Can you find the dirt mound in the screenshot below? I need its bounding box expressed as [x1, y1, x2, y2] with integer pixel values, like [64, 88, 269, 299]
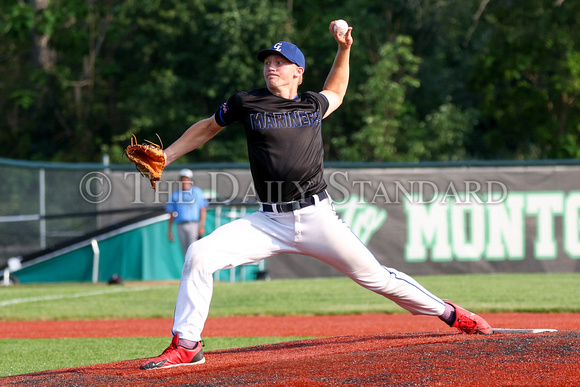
[2, 331, 579, 386]
[2, 313, 579, 385]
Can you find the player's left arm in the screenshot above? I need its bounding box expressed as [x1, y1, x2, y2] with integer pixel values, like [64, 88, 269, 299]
[164, 116, 224, 166]
[320, 20, 353, 119]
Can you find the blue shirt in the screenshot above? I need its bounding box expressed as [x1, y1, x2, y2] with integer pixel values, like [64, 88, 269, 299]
[165, 187, 208, 223]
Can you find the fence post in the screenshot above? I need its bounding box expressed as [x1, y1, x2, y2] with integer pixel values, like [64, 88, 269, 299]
[91, 239, 100, 283]
[39, 168, 46, 249]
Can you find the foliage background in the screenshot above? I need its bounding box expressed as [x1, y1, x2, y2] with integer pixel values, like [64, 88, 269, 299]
[1, 0, 579, 163]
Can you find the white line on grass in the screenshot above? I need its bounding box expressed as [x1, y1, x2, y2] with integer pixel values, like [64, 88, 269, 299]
[0, 286, 165, 307]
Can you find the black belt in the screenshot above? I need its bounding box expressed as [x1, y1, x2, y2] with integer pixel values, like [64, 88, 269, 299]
[261, 191, 328, 213]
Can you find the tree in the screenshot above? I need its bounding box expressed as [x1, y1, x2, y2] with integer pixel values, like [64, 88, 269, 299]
[469, 0, 580, 159]
[2, 0, 580, 163]
[0, 0, 39, 157]
[332, 36, 421, 161]
[331, 34, 477, 162]
[108, 0, 292, 163]
[0, 0, 116, 161]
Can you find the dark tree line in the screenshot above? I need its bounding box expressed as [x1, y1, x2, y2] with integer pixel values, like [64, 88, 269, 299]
[1, 0, 579, 163]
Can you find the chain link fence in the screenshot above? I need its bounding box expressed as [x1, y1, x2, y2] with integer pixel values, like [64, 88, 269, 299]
[0, 157, 256, 270]
[1, 160, 101, 266]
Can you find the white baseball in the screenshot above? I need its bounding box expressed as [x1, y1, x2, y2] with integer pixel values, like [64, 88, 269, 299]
[334, 19, 349, 36]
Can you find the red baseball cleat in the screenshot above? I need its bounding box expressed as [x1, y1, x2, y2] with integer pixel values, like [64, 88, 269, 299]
[140, 334, 205, 370]
[444, 300, 492, 335]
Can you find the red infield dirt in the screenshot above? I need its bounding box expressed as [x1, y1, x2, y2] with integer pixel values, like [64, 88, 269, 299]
[1, 313, 579, 386]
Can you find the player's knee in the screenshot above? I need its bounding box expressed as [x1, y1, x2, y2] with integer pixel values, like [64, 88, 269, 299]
[183, 241, 212, 274]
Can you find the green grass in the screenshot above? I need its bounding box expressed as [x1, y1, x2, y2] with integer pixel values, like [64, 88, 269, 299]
[0, 273, 578, 377]
[0, 336, 309, 377]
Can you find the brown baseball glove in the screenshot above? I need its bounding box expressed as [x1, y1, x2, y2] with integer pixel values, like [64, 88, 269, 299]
[124, 134, 166, 190]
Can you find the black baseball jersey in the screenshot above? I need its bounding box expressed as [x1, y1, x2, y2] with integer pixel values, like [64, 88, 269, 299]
[214, 88, 330, 203]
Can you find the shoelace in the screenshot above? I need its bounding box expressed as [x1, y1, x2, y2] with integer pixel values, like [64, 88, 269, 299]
[161, 341, 178, 355]
[456, 315, 477, 333]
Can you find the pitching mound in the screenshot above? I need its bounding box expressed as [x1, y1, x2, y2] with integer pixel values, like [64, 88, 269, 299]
[2, 330, 579, 386]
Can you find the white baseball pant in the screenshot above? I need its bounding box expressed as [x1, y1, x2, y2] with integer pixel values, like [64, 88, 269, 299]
[172, 193, 445, 341]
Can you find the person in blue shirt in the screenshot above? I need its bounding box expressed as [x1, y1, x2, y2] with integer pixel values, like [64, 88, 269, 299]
[166, 169, 208, 256]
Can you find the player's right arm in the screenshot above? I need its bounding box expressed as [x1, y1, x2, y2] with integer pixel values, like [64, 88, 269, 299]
[164, 117, 224, 166]
[320, 21, 353, 119]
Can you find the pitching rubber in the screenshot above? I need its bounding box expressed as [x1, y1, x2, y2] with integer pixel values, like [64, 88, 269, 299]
[492, 328, 558, 334]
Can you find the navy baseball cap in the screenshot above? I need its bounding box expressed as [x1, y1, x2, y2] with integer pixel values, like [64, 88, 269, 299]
[257, 41, 306, 69]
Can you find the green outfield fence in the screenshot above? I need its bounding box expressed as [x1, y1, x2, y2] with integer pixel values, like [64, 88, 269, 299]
[3, 156, 580, 283]
[0, 157, 263, 284]
[5, 209, 264, 284]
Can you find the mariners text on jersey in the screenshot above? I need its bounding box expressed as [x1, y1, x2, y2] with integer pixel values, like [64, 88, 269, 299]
[249, 111, 321, 130]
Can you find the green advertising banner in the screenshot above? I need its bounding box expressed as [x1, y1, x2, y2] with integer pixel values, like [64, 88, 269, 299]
[113, 165, 580, 276]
